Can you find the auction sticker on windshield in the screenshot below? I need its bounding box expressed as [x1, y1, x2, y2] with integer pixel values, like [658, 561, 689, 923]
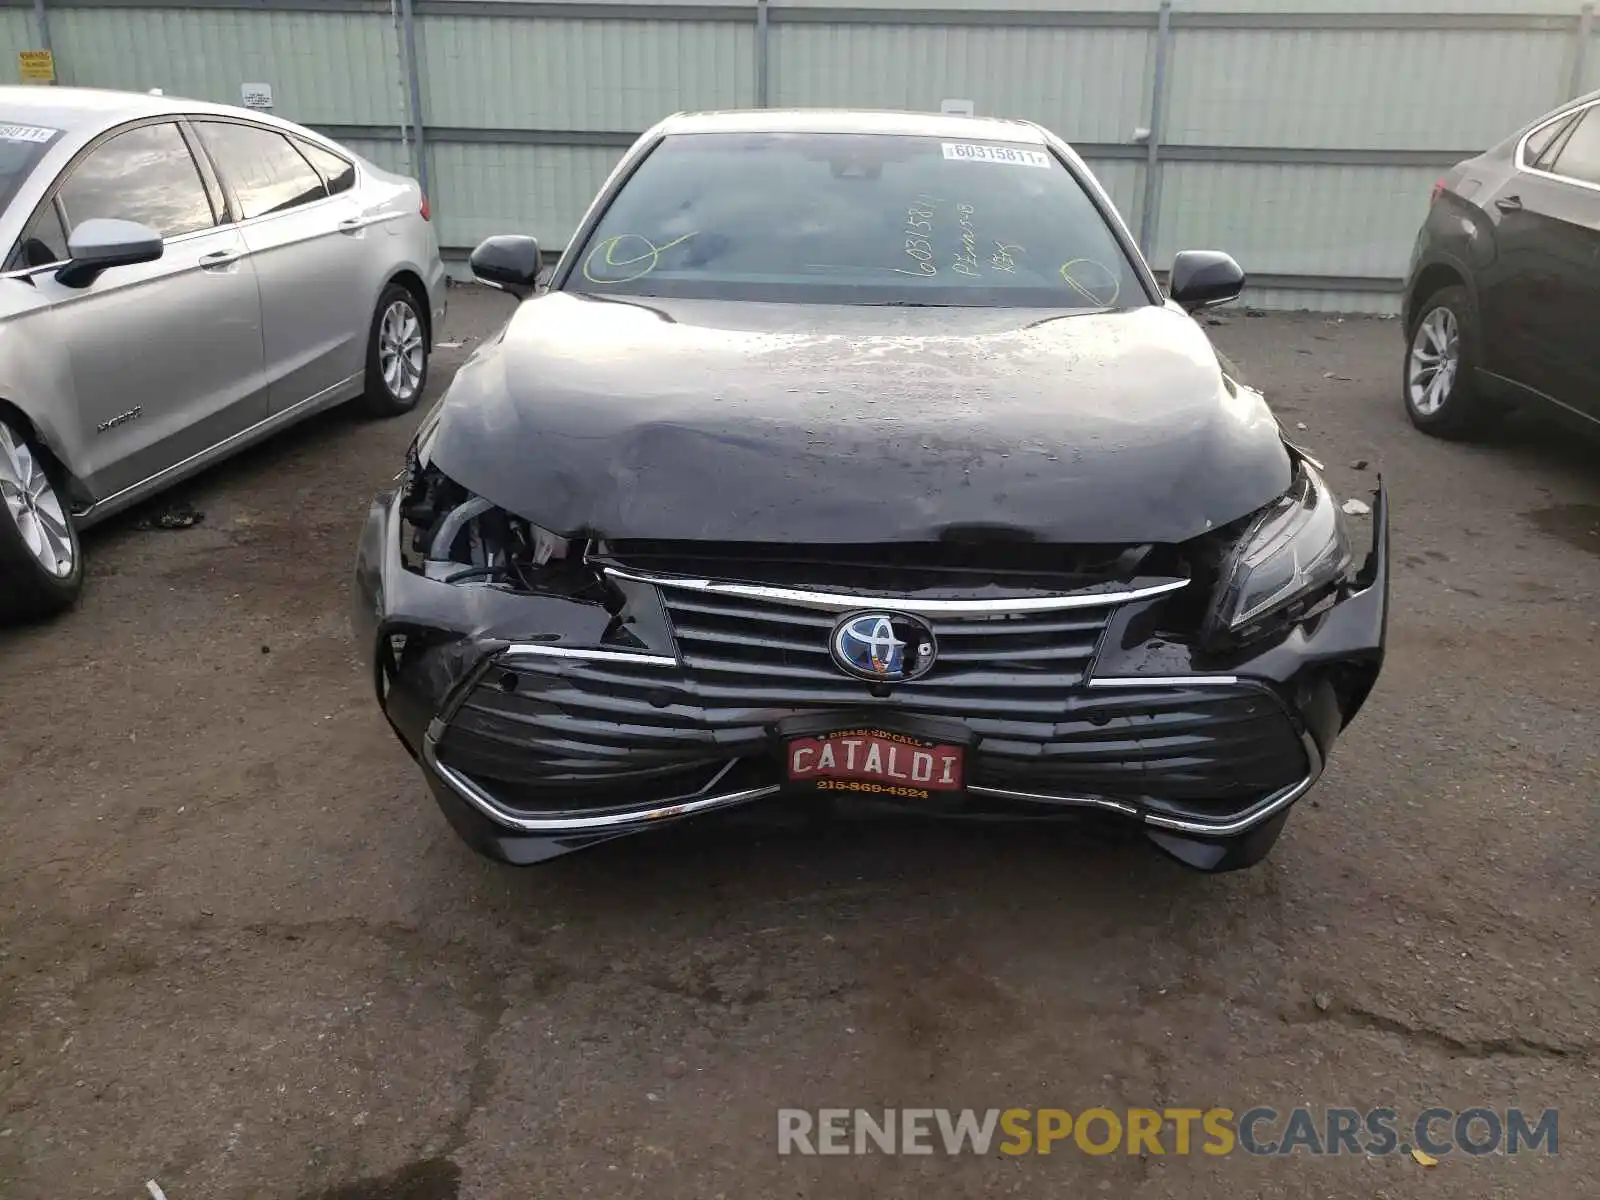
[0, 123, 56, 144]
[941, 143, 1051, 168]
[787, 727, 964, 794]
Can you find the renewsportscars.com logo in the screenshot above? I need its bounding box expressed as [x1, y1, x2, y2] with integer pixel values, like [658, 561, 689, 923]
[777, 1107, 1559, 1158]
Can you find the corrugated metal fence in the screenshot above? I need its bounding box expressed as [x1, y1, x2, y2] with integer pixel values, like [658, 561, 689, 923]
[2, 0, 1597, 311]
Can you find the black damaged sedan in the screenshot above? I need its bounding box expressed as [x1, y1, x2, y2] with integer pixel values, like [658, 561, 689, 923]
[353, 110, 1388, 873]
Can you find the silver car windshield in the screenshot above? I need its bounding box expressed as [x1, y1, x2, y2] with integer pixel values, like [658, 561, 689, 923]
[0, 120, 61, 215]
[567, 131, 1148, 309]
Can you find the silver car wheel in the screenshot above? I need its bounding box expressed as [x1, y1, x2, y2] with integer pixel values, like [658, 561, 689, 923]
[0, 420, 73, 578]
[378, 299, 425, 403]
[1407, 305, 1459, 416]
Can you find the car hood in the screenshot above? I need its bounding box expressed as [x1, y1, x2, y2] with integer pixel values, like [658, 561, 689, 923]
[425, 292, 1292, 545]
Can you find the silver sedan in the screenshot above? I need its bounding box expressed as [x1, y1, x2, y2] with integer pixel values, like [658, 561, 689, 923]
[0, 85, 446, 622]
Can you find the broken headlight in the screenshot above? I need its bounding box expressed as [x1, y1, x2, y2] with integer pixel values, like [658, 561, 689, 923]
[1204, 461, 1354, 645]
[398, 443, 589, 593]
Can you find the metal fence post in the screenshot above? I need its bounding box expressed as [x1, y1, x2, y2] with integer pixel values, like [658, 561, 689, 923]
[1137, 0, 1172, 261]
[33, 0, 52, 60]
[755, 0, 769, 107]
[1570, 2, 1595, 98]
[398, 0, 430, 200]
[390, 0, 413, 176]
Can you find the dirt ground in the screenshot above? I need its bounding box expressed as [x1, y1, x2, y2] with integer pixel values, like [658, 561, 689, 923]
[2, 286, 1598, 1199]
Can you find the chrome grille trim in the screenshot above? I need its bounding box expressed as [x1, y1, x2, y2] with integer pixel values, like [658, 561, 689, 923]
[602, 564, 1189, 615]
[502, 643, 679, 668]
[964, 726, 1321, 837]
[657, 587, 1114, 694]
[424, 740, 781, 832]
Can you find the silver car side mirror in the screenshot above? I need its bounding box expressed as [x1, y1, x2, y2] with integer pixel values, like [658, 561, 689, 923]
[56, 218, 163, 289]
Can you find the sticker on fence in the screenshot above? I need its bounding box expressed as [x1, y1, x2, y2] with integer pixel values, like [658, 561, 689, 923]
[241, 82, 274, 110]
[18, 50, 54, 85]
[941, 143, 1050, 168]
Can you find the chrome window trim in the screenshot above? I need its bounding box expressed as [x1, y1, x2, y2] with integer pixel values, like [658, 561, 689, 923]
[602, 565, 1189, 615]
[189, 116, 345, 228]
[2, 259, 66, 279]
[1515, 99, 1600, 193]
[501, 643, 678, 669]
[1, 222, 244, 281]
[424, 744, 780, 832]
[232, 188, 344, 231]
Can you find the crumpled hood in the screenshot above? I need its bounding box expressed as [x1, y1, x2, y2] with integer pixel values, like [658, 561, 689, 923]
[425, 292, 1292, 545]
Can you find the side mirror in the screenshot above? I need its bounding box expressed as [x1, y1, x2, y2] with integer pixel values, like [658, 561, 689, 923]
[56, 218, 163, 289]
[1169, 250, 1245, 313]
[470, 235, 541, 299]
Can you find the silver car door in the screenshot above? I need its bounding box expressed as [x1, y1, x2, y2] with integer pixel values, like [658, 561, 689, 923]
[24, 120, 266, 500]
[191, 119, 373, 415]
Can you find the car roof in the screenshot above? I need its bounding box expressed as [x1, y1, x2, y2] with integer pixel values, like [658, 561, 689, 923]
[657, 108, 1049, 143]
[0, 84, 323, 140]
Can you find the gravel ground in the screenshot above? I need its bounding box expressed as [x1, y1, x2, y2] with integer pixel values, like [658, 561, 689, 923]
[2, 287, 1597, 1199]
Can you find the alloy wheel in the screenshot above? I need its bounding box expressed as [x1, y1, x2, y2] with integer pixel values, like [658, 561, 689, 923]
[0, 421, 73, 578]
[378, 299, 425, 403]
[1407, 306, 1460, 416]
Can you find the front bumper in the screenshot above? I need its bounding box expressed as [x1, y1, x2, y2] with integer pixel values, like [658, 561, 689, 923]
[353, 487, 1388, 872]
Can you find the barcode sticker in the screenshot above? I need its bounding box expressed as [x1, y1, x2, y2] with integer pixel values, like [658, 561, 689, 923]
[941, 143, 1050, 168]
[0, 123, 56, 144]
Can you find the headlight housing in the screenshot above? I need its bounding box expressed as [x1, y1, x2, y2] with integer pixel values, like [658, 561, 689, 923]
[1204, 462, 1354, 645]
[398, 434, 586, 592]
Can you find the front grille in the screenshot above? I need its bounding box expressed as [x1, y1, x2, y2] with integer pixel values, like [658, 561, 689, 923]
[431, 563, 1309, 817]
[663, 589, 1112, 710]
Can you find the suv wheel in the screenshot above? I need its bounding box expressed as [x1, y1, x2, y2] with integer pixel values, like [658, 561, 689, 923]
[0, 416, 83, 622]
[1403, 285, 1493, 437]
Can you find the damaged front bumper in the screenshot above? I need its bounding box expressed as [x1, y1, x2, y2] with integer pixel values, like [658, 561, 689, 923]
[353, 486, 1388, 872]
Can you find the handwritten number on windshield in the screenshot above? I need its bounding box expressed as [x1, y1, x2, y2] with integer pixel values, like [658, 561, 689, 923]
[953, 203, 981, 277]
[583, 232, 698, 284]
[991, 242, 1022, 273]
[895, 200, 939, 277]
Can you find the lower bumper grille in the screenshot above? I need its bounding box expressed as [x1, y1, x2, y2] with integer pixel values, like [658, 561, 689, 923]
[435, 654, 1308, 815]
[968, 686, 1307, 803]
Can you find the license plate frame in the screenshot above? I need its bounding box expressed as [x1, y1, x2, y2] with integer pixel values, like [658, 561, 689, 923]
[783, 725, 966, 796]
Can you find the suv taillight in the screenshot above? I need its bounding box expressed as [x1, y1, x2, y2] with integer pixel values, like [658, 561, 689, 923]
[1430, 179, 1447, 204]
[419, 193, 431, 221]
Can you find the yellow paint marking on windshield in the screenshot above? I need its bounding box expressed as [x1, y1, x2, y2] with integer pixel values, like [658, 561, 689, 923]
[583, 232, 698, 284]
[1058, 258, 1120, 307]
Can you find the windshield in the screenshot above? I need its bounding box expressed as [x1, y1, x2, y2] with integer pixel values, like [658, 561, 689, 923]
[564, 131, 1149, 308]
[0, 120, 60, 216]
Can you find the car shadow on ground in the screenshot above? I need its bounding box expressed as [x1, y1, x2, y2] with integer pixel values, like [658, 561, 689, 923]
[453, 806, 1246, 948]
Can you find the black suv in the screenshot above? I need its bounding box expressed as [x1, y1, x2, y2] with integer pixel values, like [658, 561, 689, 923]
[1402, 88, 1600, 437]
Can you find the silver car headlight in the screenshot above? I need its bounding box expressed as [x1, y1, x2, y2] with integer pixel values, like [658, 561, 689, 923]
[1205, 462, 1354, 643]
